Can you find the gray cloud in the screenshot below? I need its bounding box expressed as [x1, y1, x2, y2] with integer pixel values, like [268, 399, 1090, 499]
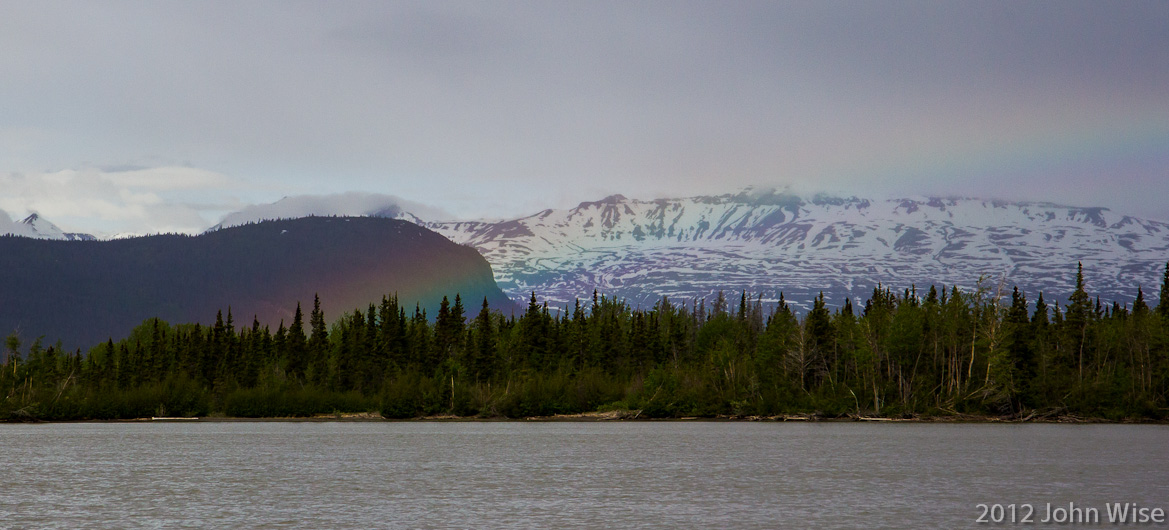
[2, 1, 1167, 228]
[212, 192, 452, 229]
[0, 167, 248, 236]
[0, 209, 16, 235]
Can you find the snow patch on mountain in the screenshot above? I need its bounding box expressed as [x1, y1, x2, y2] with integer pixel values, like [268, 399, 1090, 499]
[423, 191, 1169, 311]
[18, 188, 1168, 313]
[0, 211, 96, 241]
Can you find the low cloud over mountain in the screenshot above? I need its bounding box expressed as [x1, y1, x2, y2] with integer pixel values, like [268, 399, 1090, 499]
[209, 192, 452, 230]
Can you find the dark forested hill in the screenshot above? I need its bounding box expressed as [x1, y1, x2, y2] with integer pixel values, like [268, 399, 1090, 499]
[0, 216, 512, 350]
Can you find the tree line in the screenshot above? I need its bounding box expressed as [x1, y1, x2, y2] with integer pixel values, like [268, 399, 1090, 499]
[3, 262, 1169, 421]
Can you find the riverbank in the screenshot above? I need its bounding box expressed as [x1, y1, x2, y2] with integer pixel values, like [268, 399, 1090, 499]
[17, 409, 1162, 424]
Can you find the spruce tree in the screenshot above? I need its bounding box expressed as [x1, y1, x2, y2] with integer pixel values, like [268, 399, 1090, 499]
[1032, 292, 1048, 325]
[1159, 261, 1169, 318]
[116, 343, 131, 389]
[1064, 262, 1092, 383]
[452, 294, 465, 327]
[520, 292, 546, 369]
[239, 316, 260, 388]
[712, 291, 728, 317]
[1066, 263, 1092, 322]
[361, 303, 381, 392]
[308, 295, 328, 386]
[1005, 287, 1034, 408]
[410, 304, 431, 370]
[1133, 286, 1149, 315]
[569, 298, 587, 368]
[433, 294, 465, 361]
[286, 303, 307, 380]
[204, 310, 226, 386]
[335, 321, 353, 390]
[471, 297, 495, 381]
[273, 320, 287, 368]
[807, 292, 833, 359]
[103, 338, 116, 384]
[434, 296, 457, 362]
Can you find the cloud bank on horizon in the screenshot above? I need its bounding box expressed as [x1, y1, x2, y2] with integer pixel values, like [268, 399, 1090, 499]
[2, 1, 1167, 235]
[0, 166, 247, 236]
[211, 192, 451, 230]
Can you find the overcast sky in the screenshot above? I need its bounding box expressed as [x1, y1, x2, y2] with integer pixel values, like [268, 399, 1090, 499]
[2, 1, 1167, 235]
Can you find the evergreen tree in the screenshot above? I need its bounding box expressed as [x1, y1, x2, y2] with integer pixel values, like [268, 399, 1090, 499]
[409, 304, 431, 370]
[1065, 262, 1093, 384]
[1005, 287, 1034, 408]
[308, 295, 329, 386]
[1134, 286, 1149, 315]
[239, 316, 260, 388]
[378, 295, 405, 371]
[286, 303, 307, 380]
[712, 291, 728, 317]
[803, 292, 834, 389]
[807, 292, 834, 355]
[360, 303, 381, 392]
[273, 320, 287, 373]
[1032, 293, 1049, 326]
[334, 319, 354, 391]
[116, 343, 131, 389]
[1159, 262, 1169, 319]
[204, 310, 226, 386]
[470, 297, 496, 381]
[433, 295, 466, 364]
[520, 292, 547, 370]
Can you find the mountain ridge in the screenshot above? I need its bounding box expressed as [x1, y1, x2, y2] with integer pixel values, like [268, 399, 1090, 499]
[8, 190, 1168, 313]
[0, 216, 512, 350]
[419, 191, 1169, 311]
[0, 212, 98, 241]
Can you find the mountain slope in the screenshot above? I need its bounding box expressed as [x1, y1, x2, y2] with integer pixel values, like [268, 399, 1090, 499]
[425, 190, 1169, 310]
[0, 217, 511, 350]
[0, 212, 96, 241]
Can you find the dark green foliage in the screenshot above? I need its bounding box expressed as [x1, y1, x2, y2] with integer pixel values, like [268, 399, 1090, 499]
[286, 303, 307, 380]
[379, 372, 445, 418]
[468, 298, 496, 382]
[1159, 262, 1169, 319]
[4, 262, 1169, 421]
[224, 387, 375, 418]
[307, 295, 329, 386]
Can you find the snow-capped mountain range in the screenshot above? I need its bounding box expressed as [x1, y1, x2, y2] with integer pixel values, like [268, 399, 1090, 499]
[7, 189, 1168, 311]
[423, 189, 1169, 310]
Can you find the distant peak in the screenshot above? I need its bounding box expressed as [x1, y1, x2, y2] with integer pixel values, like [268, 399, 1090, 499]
[731, 188, 803, 208]
[575, 194, 628, 210]
[21, 213, 39, 224]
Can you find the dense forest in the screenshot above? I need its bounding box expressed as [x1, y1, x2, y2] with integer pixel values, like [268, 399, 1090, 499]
[4, 262, 1169, 421]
